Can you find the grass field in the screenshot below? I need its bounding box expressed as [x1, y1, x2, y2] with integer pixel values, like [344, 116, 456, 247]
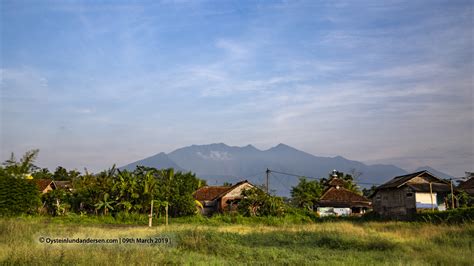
[1, 216, 473, 265]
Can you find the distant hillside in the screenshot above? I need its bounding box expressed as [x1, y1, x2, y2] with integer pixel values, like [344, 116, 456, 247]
[120, 152, 183, 172]
[119, 143, 438, 196]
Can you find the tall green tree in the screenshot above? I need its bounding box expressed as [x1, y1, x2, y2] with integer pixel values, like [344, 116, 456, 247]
[362, 185, 377, 198]
[238, 187, 285, 217]
[3, 149, 40, 178]
[52, 166, 81, 181]
[291, 178, 323, 211]
[0, 167, 41, 215]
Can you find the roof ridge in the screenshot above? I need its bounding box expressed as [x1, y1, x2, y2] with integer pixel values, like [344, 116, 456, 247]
[212, 180, 251, 200]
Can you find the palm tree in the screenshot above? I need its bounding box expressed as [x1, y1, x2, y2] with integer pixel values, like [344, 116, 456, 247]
[143, 169, 159, 226]
[162, 168, 174, 226]
[3, 149, 40, 178]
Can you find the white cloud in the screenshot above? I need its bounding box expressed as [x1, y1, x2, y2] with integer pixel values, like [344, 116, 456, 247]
[197, 151, 233, 161]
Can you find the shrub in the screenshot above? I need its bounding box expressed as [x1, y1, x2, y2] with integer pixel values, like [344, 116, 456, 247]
[0, 174, 41, 216]
[413, 207, 474, 224]
[238, 187, 286, 217]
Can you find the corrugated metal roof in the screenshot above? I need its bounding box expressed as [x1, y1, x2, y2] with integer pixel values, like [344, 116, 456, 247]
[54, 181, 73, 190]
[458, 177, 474, 190]
[406, 183, 451, 192]
[376, 170, 448, 190]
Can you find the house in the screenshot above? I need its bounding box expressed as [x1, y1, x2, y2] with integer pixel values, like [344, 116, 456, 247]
[371, 170, 452, 218]
[457, 173, 474, 196]
[54, 181, 73, 192]
[30, 179, 56, 194]
[316, 177, 371, 217]
[457, 177, 474, 196]
[28, 179, 73, 194]
[193, 180, 255, 215]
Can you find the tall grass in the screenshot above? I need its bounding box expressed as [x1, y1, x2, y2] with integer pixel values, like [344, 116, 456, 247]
[1, 216, 473, 265]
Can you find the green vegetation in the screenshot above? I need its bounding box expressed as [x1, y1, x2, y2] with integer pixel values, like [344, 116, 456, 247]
[289, 170, 363, 211]
[1, 150, 473, 264]
[0, 150, 206, 219]
[2, 149, 40, 178]
[0, 175, 40, 215]
[414, 207, 474, 224]
[1, 217, 472, 265]
[238, 187, 286, 217]
[291, 178, 323, 211]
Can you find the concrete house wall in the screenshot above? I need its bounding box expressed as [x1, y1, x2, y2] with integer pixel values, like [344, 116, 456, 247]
[220, 182, 255, 212]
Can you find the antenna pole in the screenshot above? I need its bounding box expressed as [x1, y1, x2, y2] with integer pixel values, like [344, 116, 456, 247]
[266, 168, 270, 194]
[450, 179, 455, 209]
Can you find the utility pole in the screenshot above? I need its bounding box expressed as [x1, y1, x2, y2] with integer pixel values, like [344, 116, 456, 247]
[429, 182, 434, 211]
[266, 168, 270, 194]
[450, 179, 455, 209]
[149, 200, 153, 227]
[165, 204, 168, 226]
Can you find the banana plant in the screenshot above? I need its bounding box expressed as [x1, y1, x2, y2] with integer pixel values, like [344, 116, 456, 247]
[95, 193, 115, 215]
[195, 200, 203, 214]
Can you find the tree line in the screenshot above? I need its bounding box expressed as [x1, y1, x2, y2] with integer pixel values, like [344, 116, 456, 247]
[0, 150, 206, 218]
[1, 149, 386, 218]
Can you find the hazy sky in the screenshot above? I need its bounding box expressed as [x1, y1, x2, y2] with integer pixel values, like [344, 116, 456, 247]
[1, 0, 473, 176]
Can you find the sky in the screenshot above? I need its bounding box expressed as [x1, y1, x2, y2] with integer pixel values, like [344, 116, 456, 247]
[1, 0, 473, 176]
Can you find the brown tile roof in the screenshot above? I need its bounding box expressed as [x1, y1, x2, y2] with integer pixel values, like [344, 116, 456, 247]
[318, 187, 371, 208]
[193, 186, 231, 201]
[29, 179, 54, 191]
[193, 180, 253, 201]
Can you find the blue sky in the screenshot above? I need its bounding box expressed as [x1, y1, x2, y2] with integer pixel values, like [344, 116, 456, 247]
[1, 0, 472, 176]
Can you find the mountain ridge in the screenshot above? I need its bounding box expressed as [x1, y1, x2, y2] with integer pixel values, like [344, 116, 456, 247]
[119, 143, 454, 196]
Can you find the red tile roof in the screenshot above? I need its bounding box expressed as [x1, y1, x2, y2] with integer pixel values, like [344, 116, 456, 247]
[29, 179, 54, 192]
[193, 186, 231, 201]
[193, 180, 253, 201]
[318, 187, 371, 208]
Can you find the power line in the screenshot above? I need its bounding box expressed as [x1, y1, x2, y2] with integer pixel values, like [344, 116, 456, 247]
[267, 168, 383, 186]
[270, 169, 319, 179]
[269, 172, 293, 192]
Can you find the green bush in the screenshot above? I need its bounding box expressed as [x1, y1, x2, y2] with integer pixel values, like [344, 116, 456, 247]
[0, 174, 41, 216]
[238, 187, 286, 217]
[413, 207, 474, 224]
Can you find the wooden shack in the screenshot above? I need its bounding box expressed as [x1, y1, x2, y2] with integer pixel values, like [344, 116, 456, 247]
[457, 174, 474, 197]
[371, 170, 452, 218]
[193, 180, 255, 215]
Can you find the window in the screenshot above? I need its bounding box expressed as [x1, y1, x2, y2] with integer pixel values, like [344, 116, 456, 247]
[376, 195, 381, 201]
[406, 192, 413, 197]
